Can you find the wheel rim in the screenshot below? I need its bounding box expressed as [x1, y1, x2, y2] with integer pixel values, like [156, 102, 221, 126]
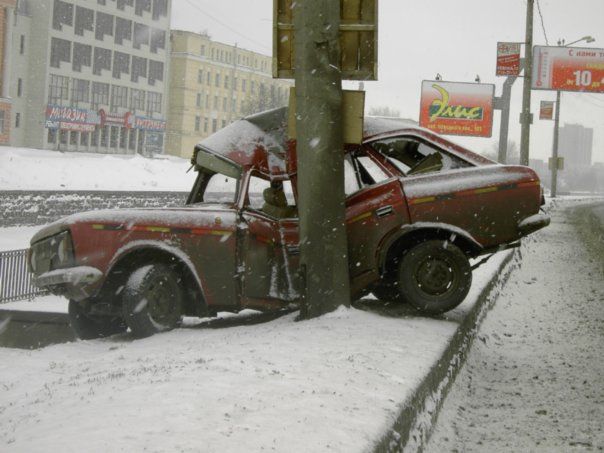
[143, 274, 179, 326]
[414, 254, 458, 296]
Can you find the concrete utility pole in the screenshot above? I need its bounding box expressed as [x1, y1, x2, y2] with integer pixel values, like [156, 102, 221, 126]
[550, 90, 561, 198]
[496, 75, 518, 164]
[293, 0, 351, 319]
[519, 0, 534, 166]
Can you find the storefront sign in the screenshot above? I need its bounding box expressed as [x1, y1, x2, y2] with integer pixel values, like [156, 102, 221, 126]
[133, 116, 166, 131]
[419, 81, 495, 137]
[98, 109, 136, 128]
[539, 101, 554, 120]
[46, 105, 100, 125]
[59, 122, 96, 132]
[496, 42, 522, 76]
[532, 45, 604, 93]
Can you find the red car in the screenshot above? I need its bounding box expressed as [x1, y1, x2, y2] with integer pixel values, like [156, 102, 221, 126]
[29, 108, 549, 338]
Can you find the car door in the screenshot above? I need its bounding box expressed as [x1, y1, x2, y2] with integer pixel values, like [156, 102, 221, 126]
[238, 173, 300, 309]
[343, 150, 410, 293]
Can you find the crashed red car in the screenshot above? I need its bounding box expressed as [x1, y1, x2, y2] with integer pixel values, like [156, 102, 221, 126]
[29, 108, 549, 338]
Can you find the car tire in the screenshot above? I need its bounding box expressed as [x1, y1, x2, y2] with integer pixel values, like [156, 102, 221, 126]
[122, 263, 183, 338]
[68, 299, 127, 340]
[398, 240, 472, 315]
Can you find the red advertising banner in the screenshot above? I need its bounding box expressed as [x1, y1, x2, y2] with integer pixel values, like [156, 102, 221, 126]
[532, 45, 604, 93]
[539, 101, 554, 120]
[419, 81, 495, 137]
[496, 42, 521, 76]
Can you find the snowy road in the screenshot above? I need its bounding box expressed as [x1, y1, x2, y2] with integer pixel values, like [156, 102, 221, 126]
[425, 201, 604, 452]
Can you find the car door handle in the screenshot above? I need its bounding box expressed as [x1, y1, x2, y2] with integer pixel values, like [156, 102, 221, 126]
[286, 245, 300, 255]
[375, 205, 394, 218]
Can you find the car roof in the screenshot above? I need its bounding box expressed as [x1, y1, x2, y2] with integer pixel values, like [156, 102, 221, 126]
[195, 107, 491, 177]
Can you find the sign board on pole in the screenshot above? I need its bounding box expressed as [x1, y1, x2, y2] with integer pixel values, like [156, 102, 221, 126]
[539, 100, 554, 120]
[273, 0, 378, 80]
[549, 156, 564, 170]
[532, 45, 604, 93]
[288, 88, 365, 144]
[496, 42, 522, 76]
[419, 81, 495, 137]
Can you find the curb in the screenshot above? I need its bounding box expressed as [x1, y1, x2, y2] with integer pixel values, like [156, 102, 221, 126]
[0, 310, 74, 349]
[373, 249, 520, 453]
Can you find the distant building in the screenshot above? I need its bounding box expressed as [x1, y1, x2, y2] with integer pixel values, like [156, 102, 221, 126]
[166, 30, 293, 159]
[0, 0, 16, 145]
[7, 0, 171, 154]
[558, 123, 594, 171]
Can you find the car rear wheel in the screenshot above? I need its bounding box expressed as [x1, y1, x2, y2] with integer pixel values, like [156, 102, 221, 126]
[122, 263, 183, 338]
[398, 240, 472, 315]
[68, 299, 127, 340]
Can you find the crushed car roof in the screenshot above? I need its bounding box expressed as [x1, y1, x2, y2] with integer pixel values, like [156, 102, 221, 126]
[195, 106, 490, 177]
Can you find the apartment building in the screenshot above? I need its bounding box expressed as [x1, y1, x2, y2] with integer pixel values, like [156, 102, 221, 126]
[167, 30, 292, 159]
[0, 0, 16, 145]
[8, 0, 170, 154]
[559, 123, 594, 171]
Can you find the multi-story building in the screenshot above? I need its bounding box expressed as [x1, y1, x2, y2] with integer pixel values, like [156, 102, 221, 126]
[0, 0, 16, 145]
[558, 123, 594, 171]
[167, 30, 292, 159]
[8, 0, 171, 154]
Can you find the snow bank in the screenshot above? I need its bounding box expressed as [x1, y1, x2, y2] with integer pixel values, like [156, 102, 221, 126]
[0, 252, 512, 452]
[0, 147, 196, 192]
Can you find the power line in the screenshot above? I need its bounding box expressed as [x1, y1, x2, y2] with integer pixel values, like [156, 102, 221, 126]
[535, 0, 550, 45]
[182, 0, 272, 53]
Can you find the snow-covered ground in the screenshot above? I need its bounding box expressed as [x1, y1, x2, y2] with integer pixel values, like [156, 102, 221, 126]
[0, 249, 512, 452]
[425, 200, 604, 452]
[0, 147, 196, 191]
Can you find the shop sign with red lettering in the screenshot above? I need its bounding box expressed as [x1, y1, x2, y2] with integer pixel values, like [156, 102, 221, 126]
[539, 101, 554, 120]
[496, 42, 522, 76]
[532, 45, 604, 93]
[59, 122, 96, 132]
[419, 81, 495, 138]
[133, 116, 166, 131]
[46, 105, 100, 125]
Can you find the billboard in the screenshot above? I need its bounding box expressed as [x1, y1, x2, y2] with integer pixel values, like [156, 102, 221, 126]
[496, 42, 522, 76]
[419, 81, 495, 137]
[532, 45, 604, 93]
[539, 101, 554, 120]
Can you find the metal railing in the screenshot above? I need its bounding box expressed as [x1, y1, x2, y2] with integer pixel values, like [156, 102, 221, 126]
[0, 249, 48, 303]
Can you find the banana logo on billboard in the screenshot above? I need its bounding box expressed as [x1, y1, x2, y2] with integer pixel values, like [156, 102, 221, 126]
[428, 84, 483, 122]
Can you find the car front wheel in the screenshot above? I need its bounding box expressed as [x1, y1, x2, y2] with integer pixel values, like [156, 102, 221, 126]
[68, 299, 127, 339]
[122, 263, 184, 338]
[398, 240, 472, 315]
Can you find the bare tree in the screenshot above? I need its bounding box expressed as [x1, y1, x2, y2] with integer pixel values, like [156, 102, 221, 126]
[483, 140, 520, 163]
[241, 83, 288, 116]
[368, 106, 401, 118]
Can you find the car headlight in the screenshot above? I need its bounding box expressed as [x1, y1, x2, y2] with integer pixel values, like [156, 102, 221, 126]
[30, 230, 75, 274]
[54, 231, 75, 268]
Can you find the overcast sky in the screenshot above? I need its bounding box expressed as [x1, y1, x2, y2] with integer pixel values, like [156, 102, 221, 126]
[171, 0, 604, 164]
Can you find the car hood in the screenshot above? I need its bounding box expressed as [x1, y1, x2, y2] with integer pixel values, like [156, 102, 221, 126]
[30, 204, 234, 245]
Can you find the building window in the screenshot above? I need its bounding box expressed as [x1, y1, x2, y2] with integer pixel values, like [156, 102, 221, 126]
[200, 45, 205, 56]
[146, 91, 162, 114]
[95, 12, 114, 41]
[0, 111, 5, 134]
[242, 79, 247, 92]
[222, 97, 227, 111]
[129, 129, 137, 150]
[73, 43, 92, 72]
[15, 113, 21, 128]
[119, 127, 128, 148]
[206, 72, 211, 84]
[197, 69, 203, 84]
[205, 94, 209, 107]
[152, 0, 169, 20]
[17, 78, 23, 97]
[115, 17, 133, 45]
[117, 0, 135, 11]
[212, 119, 217, 133]
[135, 0, 152, 16]
[148, 60, 164, 85]
[233, 77, 238, 91]
[71, 78, 90, 105]
[150, 28, 165, 53]
[93, 47, 112, 75]
[100, 126, 109, 147]
[74, 6, 94, 36]
[80, 131, 89, 146]
[131, 56, 147, 82]
[222, 120, 226, 128]
[213, 96, 218, 109]
[110, 126, 119, 148]
[111, 85, 129, 111]
[91, 81, 110, 107]
[50, 38, 71, 68]
[130, 88, 145, 111]
[196, 93, 201, 108]
[224, 76, 229, 89]
[48, 128, 57, 144]
[113, 52, 130, 79]
[19, 35, 25, 54]
[52, 0, 74, 31]
[133, 23, 150, 49]
[203, 117, 208, 133]
[194, 115, 200, 132]
[215, 73, 220, 87]
[48, 74, 70, 104]
[251, 81, 256, 94]
[91, 127, 99, 147]
[70, 131, 78, 146]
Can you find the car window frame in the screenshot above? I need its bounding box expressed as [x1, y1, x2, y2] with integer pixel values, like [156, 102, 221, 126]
[239, 170, 299, 220]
